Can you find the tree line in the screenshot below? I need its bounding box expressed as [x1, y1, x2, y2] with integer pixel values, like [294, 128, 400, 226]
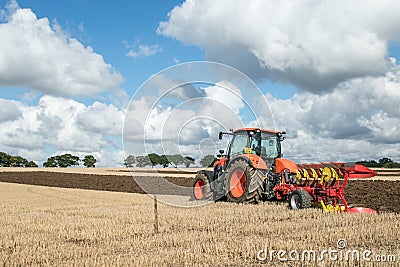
[43, 154, 97, 168]
[0, 152, 38, 167]
[0, 152, 97, 168]
[356, 157, 400, 168]
[124, 154, 195, 168]
[124, 154, 218, 168]
[3, 151, 399, 169]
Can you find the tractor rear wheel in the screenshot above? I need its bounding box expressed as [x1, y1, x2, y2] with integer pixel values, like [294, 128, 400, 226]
[288, 189, 312, 209]
[192, 172, 212, 201]
[225, 159, 263, 203]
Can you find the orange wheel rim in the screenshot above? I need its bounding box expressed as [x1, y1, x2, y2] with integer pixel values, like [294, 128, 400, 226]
[194, 180, 205, 199]
[230, 170, 246, 198]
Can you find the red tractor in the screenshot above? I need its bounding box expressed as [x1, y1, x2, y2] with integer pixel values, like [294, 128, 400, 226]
[192, 128, 377, 213]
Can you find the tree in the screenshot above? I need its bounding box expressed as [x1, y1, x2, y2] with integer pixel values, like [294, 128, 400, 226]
[356, 160, 380, 168]
[9, 156, 28, 167]
[148, 153, 160, 168]
[358, 158, 399, 168]
[147, 153, 171, 168]
[379, 157, 393, 165]
[26, 161, 38, 167]
[184, 156, 195, 168]
[83, 155, 96, 168]
[168, 154, 185, 167]
[200, 155, 217, 167]
[43, 154, 80, 168]
[124, 155, 136, 167]
[159, 155, 170, 168]
[43, 157, 57, 167]
[56, 154, 80, 167]
[0, 152, 37, 167]
[135, 155, 151, 167]
[0, 152, 11, 167]
[383, 162, 400, 168]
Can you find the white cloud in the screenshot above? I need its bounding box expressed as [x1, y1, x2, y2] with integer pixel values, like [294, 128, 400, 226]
[76, 102, 124, 136]
[0, 6, 123, 97]
[157, 1, 400, 162]
[0, 96, 125, 167]
[126, 44, 162, 58]
[158, 0, 400, 92]
[0, 99, 21, 122]
[202, 80, 244, 114]
[263, 67, 400, 162]
[123, 80, 249, 157]
[149, 74, 205, 99]
[2, 75, 396, 166]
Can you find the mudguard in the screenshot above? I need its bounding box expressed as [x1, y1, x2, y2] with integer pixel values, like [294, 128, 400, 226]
[230, 154, 268, 170]
[275, 158, 298, 174]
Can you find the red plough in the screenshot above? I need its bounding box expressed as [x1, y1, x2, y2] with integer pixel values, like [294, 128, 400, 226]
[274, 162, 377, 213]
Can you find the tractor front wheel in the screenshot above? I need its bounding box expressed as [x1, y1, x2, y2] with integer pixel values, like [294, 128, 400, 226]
[288, 189, 312, 209]
[225, 159, 263, 203]
[192, 172, 212, 201]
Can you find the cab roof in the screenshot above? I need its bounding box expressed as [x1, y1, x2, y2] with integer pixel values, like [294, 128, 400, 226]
[233, 128, 282, 135]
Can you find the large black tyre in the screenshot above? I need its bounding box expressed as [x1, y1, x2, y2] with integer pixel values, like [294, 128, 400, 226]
[191, 172, 213, 201]
[225, 159, 264, 203]
[288, 189, 312, 209]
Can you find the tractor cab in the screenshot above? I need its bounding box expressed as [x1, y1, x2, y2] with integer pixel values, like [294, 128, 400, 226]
[223, 128, 283, 165]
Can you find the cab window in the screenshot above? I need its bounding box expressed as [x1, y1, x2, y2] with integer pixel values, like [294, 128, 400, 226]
[228, 133, 248, 158]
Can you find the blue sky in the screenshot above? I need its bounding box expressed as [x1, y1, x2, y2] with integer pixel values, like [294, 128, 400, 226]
[1, 0, 400, 166]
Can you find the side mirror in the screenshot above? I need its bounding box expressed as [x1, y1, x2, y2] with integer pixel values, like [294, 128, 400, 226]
[218, 132, 223, 140]
[219, 149, 224, 154]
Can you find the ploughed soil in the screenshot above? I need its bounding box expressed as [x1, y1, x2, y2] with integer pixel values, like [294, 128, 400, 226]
[345, 180, 400, 214]
[0, 172, 399, 213]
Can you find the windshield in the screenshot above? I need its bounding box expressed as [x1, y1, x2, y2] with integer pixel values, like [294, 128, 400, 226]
[227, 130, 280, 160]
[229, 132, 249, 157]
[250, 131, 280, 159]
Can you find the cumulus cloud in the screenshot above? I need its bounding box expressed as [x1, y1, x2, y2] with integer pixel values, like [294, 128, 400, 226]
[263, 67, 400, 162]
[158, 0, 400, 92]
[0, 96, 125, 166]
[202, 81, 244, 114]
[123, 80, 249, 158]
[0, 99, 21, 122]
[76, 102, 124, 136]
[149, 74, 205, 99]
[0, 5, 123, 97]
[126, 44, 162, 58]
[156, 1, 400, 162]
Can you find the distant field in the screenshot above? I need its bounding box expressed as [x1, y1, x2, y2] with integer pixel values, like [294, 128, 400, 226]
[371, 168, 400, 181]
[0, 183, 399, 266]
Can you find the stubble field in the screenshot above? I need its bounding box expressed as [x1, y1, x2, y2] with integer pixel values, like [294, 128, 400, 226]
[0, 169, 399, 266]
